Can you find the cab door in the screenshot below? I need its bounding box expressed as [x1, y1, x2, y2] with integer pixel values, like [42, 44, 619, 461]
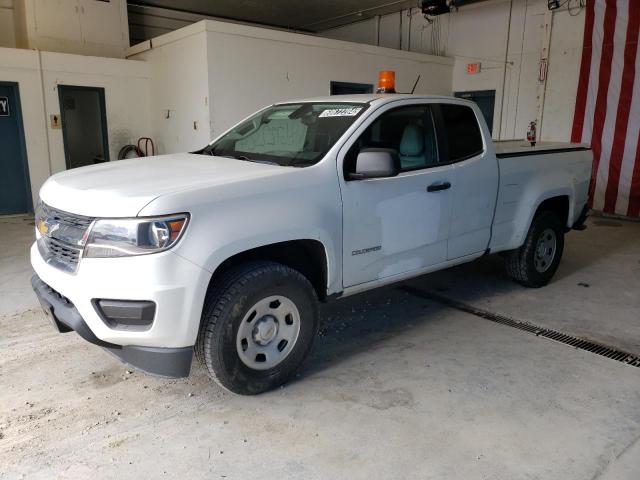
[339, 101, 455, 287]
[434, 102, 499, 260]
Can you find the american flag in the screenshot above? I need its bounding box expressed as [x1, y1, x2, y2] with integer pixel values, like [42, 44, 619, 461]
[571, 0, 640, 218]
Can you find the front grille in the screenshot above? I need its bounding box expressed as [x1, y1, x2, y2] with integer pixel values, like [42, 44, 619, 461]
[46, 237, 82, 270]
[47, 209, 94, 230]
[37, 203, 95, 274]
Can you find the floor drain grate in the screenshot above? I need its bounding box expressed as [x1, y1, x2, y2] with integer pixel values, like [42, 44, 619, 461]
[401, 285, 640, 368]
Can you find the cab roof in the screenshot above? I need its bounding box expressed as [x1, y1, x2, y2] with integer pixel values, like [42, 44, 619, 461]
[276, 93, 470, 106]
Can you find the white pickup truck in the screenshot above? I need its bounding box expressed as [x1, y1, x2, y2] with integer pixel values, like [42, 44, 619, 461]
[31, 94, 592, 394]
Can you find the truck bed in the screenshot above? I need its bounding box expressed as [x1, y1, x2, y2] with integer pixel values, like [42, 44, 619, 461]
[494, 140, 590, 158]
[489, 141, 593, 254]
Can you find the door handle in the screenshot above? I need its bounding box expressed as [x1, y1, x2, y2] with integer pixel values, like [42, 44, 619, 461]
[426, 182, 451, 192]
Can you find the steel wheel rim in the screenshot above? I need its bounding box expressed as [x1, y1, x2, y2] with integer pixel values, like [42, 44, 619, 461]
[534, 228, 557, 273]
[236, 295, 301, 370]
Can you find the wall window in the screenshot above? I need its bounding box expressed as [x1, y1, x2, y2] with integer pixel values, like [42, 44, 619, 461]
[438, 104, 484, 162]
[344, 104, 439, 175]
[330, 81, 374, 95]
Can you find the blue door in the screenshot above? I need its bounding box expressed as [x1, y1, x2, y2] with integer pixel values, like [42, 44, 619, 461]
[0, 83, 31, 214]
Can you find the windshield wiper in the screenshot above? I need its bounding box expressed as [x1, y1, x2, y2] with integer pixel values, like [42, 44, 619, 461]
[218, 154, 253, 161]
[203, 149, 281, 166]
[224, 154, 280, 166]
[245, 158, 280, 166]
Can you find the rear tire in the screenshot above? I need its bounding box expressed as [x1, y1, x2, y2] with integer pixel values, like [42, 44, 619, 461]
[196, 261, 318, 395]
[505, 211, 565, 288]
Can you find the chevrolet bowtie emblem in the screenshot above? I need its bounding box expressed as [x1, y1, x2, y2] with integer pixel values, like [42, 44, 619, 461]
[37, 219, 49, 235]
[37, 218, 58, 236]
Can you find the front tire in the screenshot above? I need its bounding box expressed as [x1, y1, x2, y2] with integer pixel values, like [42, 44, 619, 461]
[196, 261, 318, 395]
[505, 211, 565, 288]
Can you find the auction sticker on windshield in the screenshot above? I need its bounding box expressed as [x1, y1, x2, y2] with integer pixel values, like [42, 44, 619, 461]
[319, 107, 362, 117]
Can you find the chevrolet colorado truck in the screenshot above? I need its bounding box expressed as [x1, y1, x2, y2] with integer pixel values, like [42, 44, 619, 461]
[31, 94, 592, 394]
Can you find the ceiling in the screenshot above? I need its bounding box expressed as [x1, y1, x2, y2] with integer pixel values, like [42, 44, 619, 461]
[128, 0, 419, 32]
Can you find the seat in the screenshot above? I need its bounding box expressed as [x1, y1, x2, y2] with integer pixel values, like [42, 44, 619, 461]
[399, 124, 426, 169]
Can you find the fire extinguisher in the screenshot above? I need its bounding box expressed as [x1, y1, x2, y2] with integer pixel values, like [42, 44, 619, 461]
[527, 121, 537, 147]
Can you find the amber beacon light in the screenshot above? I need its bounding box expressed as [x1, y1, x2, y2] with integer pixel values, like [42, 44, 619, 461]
[376, 70, 396, 93]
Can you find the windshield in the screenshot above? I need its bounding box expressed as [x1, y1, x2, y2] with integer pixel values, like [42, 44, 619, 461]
[202, 102, 368, 167]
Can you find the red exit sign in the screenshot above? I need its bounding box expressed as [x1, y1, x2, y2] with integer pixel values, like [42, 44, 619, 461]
[466, 62, 481, 75]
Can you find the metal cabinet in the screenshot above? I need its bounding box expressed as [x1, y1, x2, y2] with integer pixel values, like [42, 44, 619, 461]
[15, 0, 129, 58]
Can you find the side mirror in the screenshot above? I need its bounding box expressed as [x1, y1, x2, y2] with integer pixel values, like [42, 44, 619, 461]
[349, 148, 400, 180]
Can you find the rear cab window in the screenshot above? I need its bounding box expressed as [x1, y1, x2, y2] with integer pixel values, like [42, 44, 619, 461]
[434, 103, 484, 163]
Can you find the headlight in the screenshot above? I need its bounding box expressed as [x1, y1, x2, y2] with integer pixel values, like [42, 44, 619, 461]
[84, 215, 189, 258]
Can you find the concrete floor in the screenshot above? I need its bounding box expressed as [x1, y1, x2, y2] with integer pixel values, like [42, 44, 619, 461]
[1, 215, 639, 479]
[408, 215, 640, 355]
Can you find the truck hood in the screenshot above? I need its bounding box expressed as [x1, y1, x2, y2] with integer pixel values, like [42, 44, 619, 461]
[39, 153, 289, 217]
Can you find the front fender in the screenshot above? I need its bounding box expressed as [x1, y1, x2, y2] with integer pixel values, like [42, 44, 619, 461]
[199, 230, 338, 293]
[139, 165, 344, 296]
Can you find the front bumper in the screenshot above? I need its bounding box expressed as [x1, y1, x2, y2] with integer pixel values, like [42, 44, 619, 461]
[31, 242, 210, 347]
[32, 274, 194, 377]
[30, 241, 212, 377]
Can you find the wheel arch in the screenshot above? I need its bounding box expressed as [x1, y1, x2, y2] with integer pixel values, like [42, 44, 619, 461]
[509, 190, 573, 251]
[534, 195, 570, 226]
[515, 193, 572, 249]
[206, 239, 331, 302]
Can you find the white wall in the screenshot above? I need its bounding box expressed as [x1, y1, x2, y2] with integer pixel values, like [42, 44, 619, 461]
[541, 5, 585, 142]
[40, 51, 152, 174]
[0, 47, 152, 206]
[323, 17, 379, 46]
[0, 0, 15, 48]
[202, 20, 453, 137]
[443, 0, 585, 142]
[128, 24, 211, 154]
[321, 0, 587, 142]
[321, 10, 434, 55]
[129, 20, 453, 153]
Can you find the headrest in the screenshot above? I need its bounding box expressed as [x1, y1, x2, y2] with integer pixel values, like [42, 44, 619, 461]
[400, 124, 424, 156]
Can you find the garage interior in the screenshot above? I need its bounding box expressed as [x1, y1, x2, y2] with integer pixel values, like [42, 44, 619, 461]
[1, 0, 639, 478]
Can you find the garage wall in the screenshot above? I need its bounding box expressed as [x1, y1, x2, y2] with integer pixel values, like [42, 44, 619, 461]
[321, 10, 443, 55]
[0, 0, 16, 48]
[129, 20, 453, 154]
[40, 51, 152, 173]
[127, 24, 211, 154]
[320, 0, 586, 142]
[203, 20, 453, 138]
[0, 47, 151, 205]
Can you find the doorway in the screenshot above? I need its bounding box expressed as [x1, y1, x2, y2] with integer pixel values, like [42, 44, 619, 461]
[58, 85, 110, 169]
[0, 82, 32, 215]
[454, 90, 496, 134]
[330, 81, 374, 95]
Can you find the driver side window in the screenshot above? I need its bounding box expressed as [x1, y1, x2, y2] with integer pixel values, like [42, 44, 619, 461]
[343, 104, 438, 177]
